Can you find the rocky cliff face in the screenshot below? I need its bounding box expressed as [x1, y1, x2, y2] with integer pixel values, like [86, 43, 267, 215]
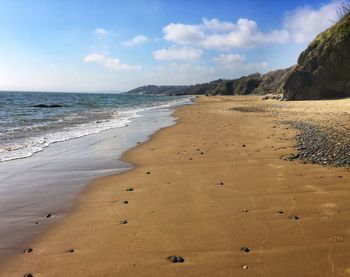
[283, 12, 350, 100]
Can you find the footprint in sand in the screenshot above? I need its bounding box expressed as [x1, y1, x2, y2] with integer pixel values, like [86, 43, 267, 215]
[331, 235, 344, 243]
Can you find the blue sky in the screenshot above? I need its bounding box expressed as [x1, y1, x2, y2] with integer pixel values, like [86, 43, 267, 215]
[0, 0, 342, 91]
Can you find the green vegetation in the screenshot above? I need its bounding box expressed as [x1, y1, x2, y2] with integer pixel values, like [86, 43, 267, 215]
[311, 11, 350, 47]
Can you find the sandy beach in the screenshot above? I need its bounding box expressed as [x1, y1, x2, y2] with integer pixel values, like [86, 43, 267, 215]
[3, 95, 350, 277]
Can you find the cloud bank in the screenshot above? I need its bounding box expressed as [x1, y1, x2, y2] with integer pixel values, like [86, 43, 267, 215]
[83, 53, 142, 71]
[93, 28, 109, 38]
[153, 46, 203, 61]
[123, 35, 149, 47]
[161, 1, 341, 49]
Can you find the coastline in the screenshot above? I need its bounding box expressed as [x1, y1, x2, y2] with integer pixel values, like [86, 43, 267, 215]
[0, 103, 184, 265]
[3, 95, 350, 276]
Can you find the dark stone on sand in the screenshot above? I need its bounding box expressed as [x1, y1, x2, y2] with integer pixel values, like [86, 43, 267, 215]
[123, 201, 129, 204]
[277, 211, 284, 214]
[65, 249, 74, 253]
[201, 152, 204, 155]
[120, 219, 128, 225]
[32, 104, 63, 108]
[240, 247, 250, 253]
[218, 182, 224, 185]
[288, 215, 300, 220]
[126, 188, 134, 192]
[24, 274, 33, 277]
[23, 248, 33, 253]
[44, 213, 52, 218]
[35, 222, 39, 225]
[242, 209, 248, 213]
[284, 153, 299, 161]
[242, 144, 246, 147]
[146, 171, 151, 174]
[168, 256, 185, 263]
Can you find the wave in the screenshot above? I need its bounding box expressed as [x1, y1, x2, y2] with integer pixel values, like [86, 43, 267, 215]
[0, 96, 192, 162]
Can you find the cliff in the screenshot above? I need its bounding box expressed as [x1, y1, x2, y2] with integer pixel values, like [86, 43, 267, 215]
[283, 11, 350, 100]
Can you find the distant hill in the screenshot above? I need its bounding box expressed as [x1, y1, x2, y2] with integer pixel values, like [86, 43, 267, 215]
[127, 85, 189, 95]
[127, 67, 293, 96]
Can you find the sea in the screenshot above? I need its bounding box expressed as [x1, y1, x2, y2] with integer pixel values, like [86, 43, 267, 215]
[0, 91, 191, 162]
[0, 91, 192, 261]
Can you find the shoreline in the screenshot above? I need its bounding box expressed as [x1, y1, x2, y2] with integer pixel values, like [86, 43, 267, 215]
[0, 104, 183, 265]
[3, 95, 350, 276]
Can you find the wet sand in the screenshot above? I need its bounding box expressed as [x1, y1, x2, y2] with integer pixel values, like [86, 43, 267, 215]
[0, 108, 175, 263]
[2, 95, 350, 276]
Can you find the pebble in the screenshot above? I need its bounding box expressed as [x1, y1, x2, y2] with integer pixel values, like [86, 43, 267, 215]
[120, 219, 128, 225]
[126, 188, 134, 192]
[123, 201, 129, 204]
[168, 256, 185, 263]
[242, 144, 246, 147]
[240, 247, 250, 253]
[277, 211, 284, 214]
[44, 213, 52, 218]
[23, 274, 33, 277]
[284, 153, 299, 161]
[146, 171, 151, 174]
[66, 249, 74, 253]
[242, 209, 248, 213]
[23, 248, 33, 253]
[242, 265, 248, 270]
[288, 215, 300, 220]
[282, 121, 350, 167]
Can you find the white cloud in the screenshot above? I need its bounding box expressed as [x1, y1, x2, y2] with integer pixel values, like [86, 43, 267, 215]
[93, 28, 109, 38]
[213, 53, 246, 67]
[153, 46, 203, 61]
[145, 62, 216, 85]
[123, 35, 149, 47]
[213, 53, 268, 71]
[283, 1, 340, 43]
[202, 18, 235, 32]
[83, 53, 105, 63]
[163, 23, 205, 45]
[83, 53, 142, 71]
[162, 18, 289, 49]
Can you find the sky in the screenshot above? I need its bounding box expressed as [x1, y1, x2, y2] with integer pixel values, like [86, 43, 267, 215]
[0, 0, 343, 92]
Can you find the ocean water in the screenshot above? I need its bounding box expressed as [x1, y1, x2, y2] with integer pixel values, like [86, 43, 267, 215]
[0, 91, 191, 162]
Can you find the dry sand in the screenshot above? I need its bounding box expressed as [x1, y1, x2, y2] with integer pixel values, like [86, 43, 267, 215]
[2, 95, 350, 276]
